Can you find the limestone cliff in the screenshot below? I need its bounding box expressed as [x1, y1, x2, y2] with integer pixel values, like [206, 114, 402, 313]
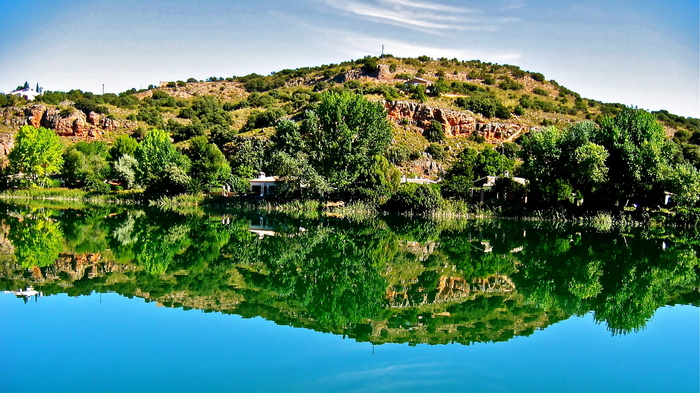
[384, 100, 531, 142]
[1, 104, 136, 140]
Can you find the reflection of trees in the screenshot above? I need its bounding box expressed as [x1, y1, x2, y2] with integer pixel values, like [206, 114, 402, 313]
[7, 209, 63, 268]
[512, 230, 700, 334]
[233, 225, 390, 329]
[1, 204, 698, 341]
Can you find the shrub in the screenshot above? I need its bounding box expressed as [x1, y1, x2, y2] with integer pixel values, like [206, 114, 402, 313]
[386, 145, 412, 165]
[497, 77, 523, 91]
[424, 121, 445, 142]
[242, 107, 287, 131]
[382, 183, 441, 214]
[533, 87, 549, 96]
[426, 143, 446, 160]
[530, 72, 546, 82]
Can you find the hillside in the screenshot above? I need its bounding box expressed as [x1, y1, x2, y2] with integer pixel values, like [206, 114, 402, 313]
[1, 56, 699, 174]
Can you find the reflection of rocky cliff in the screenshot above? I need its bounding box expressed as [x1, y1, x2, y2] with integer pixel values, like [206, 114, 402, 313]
[1, 206, 698, 344]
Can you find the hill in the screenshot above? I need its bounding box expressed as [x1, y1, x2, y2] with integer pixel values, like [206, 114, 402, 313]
[1, 55, 699, 174]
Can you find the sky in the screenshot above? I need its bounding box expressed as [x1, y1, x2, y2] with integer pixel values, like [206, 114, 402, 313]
[0, 0, 698, 117]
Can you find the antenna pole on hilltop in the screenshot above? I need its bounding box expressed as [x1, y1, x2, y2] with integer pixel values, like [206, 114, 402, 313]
[102, 84, 105, 95]
[381, 44, 384, 58]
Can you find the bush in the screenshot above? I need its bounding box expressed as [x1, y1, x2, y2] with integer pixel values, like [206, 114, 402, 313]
[530, 72, 546, 82]
[533, 87, 549, 96]
[424, 121, 445, 142]
[383, 183, 441, 214]
[426, 143, 446, 160]
[74, 98, 109, 115]
[242, 108, 287, 131]
[386, 145, 412, 165]
[497, 77, 523, 91]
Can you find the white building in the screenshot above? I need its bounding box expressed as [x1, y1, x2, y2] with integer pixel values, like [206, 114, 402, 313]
[9, 87, 42, 101]
[250, 172, 277, 196]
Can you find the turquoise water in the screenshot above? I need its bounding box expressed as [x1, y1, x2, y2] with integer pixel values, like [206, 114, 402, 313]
[0, 204, 698, 392]
[1, 293, 697, 393]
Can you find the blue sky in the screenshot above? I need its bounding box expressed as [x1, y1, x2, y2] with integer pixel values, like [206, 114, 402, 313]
[1, 0, 697, 117]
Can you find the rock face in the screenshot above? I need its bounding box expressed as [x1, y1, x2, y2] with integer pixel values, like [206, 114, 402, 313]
[384, 100, 530, 142]
[9, 104, 130, 139]
[374, 64, 393, 80]
[0, 133, 14, 168]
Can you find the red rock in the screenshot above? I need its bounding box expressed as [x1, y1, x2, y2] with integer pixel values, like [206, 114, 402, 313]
[384, 100, 530, 142]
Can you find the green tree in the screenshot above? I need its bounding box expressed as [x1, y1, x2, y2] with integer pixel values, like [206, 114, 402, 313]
[383, 183, 441, 213]
[61, 141, 111, 191]
[182, 136, 231, 191]
[424, 120, 445, 142]
[8, 126, 64, 186]
[353, 155, 401, 202]
[303, 91, 393, 193]
[109, 135, 138, 161]
[441, 147, 479, 199]
[268, 151, 330, 199]
[474, 147, 515, 178]
[134, 129, 191, 194]
[592, 108, 678, 207]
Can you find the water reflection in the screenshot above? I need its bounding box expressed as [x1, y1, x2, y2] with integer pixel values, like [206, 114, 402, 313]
[0, 203, 698, 344]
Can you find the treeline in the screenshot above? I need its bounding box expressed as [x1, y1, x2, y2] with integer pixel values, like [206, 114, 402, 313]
[4, 89, 700, 223]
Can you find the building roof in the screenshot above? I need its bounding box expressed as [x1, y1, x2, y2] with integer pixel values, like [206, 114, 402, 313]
[406, 77, 431, 85]
[9, 88, 42, 101]
[401, 176, 437, 185]
[249, 172, 277, 183]
[474, 176, 527, 188]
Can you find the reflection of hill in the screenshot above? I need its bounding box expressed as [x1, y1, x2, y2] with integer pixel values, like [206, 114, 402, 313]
[0, 254, 566, 345]
[0, 205, 698, 343]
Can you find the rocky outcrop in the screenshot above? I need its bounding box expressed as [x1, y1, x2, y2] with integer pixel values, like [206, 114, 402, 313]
[374, 64, 393, 80]
[336, 68, 364, 83]
[0, 133, 14, 164]
[402, 153, 444, 178]
[6, 104, 131, 139]
[0, 107, 30, 128]
[384, 100, 531, 142]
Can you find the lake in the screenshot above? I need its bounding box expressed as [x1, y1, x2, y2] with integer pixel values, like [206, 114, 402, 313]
[0, 203, 698, 392]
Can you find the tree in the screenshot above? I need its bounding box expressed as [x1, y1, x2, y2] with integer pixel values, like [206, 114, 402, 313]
[113, 154, 139, 189]
[134, 129, 190, 194]
[8, 126, 64, 186]
[353, 155, 401, 202]
[303, 91, 393, 193]
[109, 135, 139, 161]
[61, 141, 110, 191]
[441, 147, 479, 199]
[182, 136, 231, 192]
[474, 147, 515, 178]
[269, 151, 330, 199]
[383, 183, 441, 214]
[424, 120, 445, 142]
[592, 108, 678, 207]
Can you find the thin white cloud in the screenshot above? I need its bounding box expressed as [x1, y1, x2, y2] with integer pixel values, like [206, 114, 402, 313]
[499, 0, 526, 12]
[382, 0, 474, 13]
[318, 0, 518, 33]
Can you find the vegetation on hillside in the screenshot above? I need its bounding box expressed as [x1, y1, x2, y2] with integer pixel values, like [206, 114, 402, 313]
[1, 56, 699, 221]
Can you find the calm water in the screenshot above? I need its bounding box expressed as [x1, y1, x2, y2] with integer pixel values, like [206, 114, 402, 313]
[0, 203, 698, 392]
